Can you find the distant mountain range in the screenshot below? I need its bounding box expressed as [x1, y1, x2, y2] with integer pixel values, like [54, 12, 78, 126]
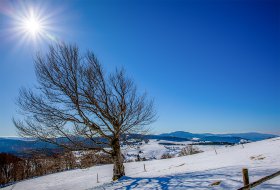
[159, 131, 278, 142]
[0, 131, 278, 155]
[0, 137, 59, 156]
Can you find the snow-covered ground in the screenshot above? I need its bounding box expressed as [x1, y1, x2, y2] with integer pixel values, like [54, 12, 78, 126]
[122, 139, 226, 161]
[122, 140, 192, 160]
[3, 138, 280, 190]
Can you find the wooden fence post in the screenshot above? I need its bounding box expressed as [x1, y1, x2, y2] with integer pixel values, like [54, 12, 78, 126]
[242, 168, 250, 189]
[238, 170, 280, 190]
[97, 173, 99, 183]
[144, 164, 147, 172]
[214, 146, 217, 155]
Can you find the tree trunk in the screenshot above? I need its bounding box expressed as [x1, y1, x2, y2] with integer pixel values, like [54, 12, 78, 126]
[111, 138, 125, 181]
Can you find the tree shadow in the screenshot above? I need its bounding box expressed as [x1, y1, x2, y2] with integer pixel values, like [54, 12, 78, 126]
[91, 167, 280, 190]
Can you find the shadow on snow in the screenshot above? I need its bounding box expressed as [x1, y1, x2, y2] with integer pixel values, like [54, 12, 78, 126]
[91, 167, 280, 190]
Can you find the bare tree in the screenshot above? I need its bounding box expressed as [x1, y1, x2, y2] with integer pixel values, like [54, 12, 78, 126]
[13, 43, 156, 180]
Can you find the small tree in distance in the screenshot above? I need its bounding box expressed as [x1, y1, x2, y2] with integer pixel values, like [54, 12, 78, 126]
[13, 43, 156, 180]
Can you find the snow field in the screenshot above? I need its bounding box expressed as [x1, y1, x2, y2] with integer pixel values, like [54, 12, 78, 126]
[3, 138, 280, 190]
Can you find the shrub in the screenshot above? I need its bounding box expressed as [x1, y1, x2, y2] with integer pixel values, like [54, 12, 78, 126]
[161, 153, 174, 159]
[178, 145, 202, 157]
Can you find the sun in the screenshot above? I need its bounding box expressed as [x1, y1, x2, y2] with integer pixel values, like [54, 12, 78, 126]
[12, 6, 56, 44]
[22, 16, 42, 36]
[6, 2, 64, 46]
[19, 10, 45, 39]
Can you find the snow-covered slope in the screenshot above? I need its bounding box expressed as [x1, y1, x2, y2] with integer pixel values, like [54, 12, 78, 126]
[3, 138, 280, 190]
[122, 139, 228, 161]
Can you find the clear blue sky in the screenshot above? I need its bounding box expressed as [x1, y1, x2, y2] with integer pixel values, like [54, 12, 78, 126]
[0, 0, 279, 136]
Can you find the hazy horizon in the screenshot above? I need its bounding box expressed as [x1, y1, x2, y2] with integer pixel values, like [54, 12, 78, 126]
[1, 130, 279, 138]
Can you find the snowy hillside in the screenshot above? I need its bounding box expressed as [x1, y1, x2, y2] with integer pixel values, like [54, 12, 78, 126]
[122, 139, 225, 161]
[3, 137, 280, 190]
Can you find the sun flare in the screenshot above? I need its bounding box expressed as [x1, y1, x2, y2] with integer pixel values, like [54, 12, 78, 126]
[22, 16, 42, 36]
[19, 10, 45, 39]
[8, 3, 61, 46]
[13, 7, 55, 44]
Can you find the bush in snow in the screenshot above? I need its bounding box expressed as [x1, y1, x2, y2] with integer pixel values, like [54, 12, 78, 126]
[79, 151, 113, 168]
[161, 153, 174, 159]
[178, 145, 202, 157]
